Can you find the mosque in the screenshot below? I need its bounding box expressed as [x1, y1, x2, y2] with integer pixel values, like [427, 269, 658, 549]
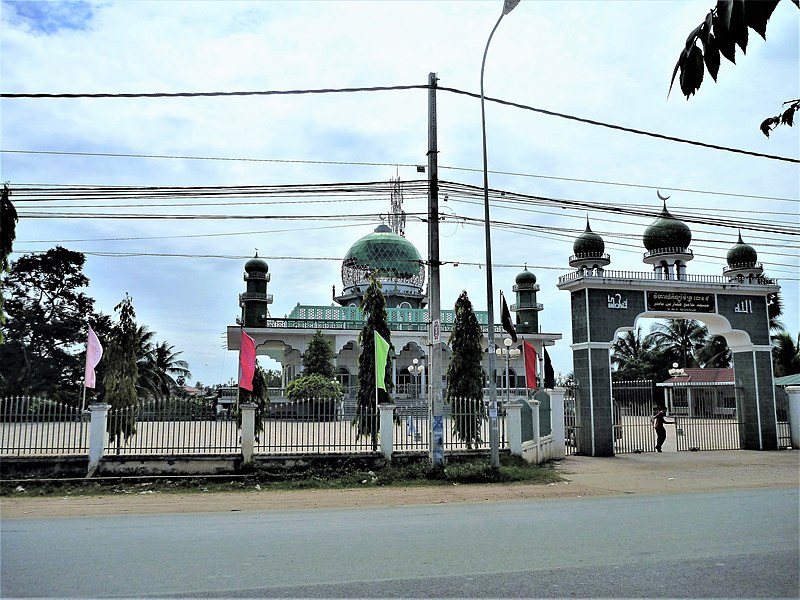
[225, 195, 561, 400]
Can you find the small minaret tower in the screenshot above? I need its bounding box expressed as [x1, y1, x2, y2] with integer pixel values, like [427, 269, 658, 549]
[511, 265, 543, 334]
[642, 194, 693, 280]
[239, 252, 273, 327]
[569, 216, 610, 275]
[723, 231, 763, 281]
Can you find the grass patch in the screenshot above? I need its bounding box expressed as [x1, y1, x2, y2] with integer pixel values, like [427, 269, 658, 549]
[1, 455, 562, 498]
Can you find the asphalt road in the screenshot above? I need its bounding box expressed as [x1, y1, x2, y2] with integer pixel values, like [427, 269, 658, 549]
[2, 488, 798, 598]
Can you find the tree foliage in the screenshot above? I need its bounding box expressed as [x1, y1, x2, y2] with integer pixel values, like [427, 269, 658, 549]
[648, 319, 709, 368]
[1, 184, 19, 344]
[0, 247, 100, 402]
[772, 331, 800, 377]
[104, 294, 140, 448]
[445, 291, 485, 447]
[611, 327, 665, 381]
[135, 325, 191, 402]
[669, 0, 798, 135]
[238, 362, 271, 441]
[286, 373, 343, 402]
[302, 330, 335, 378]
[355, 272, 393, 450]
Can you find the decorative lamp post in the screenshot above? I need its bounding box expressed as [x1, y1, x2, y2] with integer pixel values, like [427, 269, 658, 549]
[481, 0, 521, 469]
[496, 337, 521, 406]
[408, 358, 424, 401]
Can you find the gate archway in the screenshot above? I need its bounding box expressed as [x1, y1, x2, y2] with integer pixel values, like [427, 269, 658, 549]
[557, 201, 780, 457]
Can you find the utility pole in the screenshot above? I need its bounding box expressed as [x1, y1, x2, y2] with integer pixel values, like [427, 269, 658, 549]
[427, 72, 444, 467]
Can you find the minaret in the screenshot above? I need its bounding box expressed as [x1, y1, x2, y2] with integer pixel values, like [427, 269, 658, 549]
[723, 231, 763, 281]
[239, 252, 273, 327]
[511, 265, 543, 334]
[569, 217, 610, 275]
[643, 195, 693, 280]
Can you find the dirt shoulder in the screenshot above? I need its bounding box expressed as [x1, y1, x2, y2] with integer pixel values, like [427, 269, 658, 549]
[2, 450, 797, 519]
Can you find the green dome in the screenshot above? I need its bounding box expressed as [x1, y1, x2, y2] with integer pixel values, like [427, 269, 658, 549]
[643, 203, 691, 251]
[727, 232, 758, 266]
[342, 224, 424, 288]
[515, 268, 537, 285]
[244, 253, 268, 274]
[573, 219, 605, 256]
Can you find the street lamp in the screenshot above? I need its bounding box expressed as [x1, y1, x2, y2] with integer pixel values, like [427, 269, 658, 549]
[496, 338, 521, 407]
[408, 358, 424, 401]
[481, 0, 520, 470]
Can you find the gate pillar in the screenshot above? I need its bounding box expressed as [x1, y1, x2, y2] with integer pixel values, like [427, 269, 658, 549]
[732, 348, 779, 450]
[573, 343, 615, 456]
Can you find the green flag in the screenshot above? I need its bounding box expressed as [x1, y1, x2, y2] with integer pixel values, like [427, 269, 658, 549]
[374, 331, 390, 391]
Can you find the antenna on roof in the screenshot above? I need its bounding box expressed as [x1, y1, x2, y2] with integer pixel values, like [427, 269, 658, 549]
[387, 176, 406, 237]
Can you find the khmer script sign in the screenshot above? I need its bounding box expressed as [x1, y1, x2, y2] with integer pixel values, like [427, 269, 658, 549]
[647, 291, 715, 313]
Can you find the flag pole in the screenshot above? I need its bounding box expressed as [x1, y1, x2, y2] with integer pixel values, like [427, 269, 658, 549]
[81, 380, 87, 412]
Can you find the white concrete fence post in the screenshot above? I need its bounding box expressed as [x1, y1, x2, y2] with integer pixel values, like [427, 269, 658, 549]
[786, 386, 800, 450]
[87, 402, 109, 477]
[380, 403, 395, 460]
[240, 403, 257, 465]
[549, 387, 566, 459]
[506, 401, 522, 457]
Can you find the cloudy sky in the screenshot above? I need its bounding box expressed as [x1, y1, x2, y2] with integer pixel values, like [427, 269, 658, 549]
[2, 0, 798, 387]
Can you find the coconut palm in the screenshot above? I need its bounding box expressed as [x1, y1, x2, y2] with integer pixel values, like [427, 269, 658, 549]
[772, 332, 800, 377]
[647, 319, 708, 368]
[136, 325, 191, 402]
[611, 327, 661, 381]
[697, 335, 732, 368]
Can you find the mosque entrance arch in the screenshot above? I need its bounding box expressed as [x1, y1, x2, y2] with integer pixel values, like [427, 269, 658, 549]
[557, 200, 781, 457]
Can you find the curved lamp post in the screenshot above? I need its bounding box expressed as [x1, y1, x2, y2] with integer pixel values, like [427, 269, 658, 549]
[482, 0, 520, 469]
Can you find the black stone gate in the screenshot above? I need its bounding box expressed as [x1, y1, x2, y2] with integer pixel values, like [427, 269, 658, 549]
[557, 204, 781, 457]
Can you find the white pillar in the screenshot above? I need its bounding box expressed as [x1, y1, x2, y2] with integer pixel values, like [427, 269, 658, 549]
[549, 387, 566, 458]
[240, 403, 257, 464]
[787, 386, 800, 450]
[380, 403, 395, 460]
[506, 401, 522, 456]
[87, 403, 109, 476]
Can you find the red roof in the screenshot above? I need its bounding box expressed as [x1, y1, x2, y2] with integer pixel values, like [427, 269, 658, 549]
[663, 368, 734, 385]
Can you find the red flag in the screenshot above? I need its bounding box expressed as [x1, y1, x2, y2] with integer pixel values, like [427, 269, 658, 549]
[84, 326, 103, 389]
[239, 330, 256, 391]
[524, 341, 538, 389]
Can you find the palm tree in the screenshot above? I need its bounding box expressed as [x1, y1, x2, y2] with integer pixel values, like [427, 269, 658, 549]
[647, 319, 708, 368]
[772, 332, 800, 377]
[611, 327, 660, 380]
[697, 335, 732, 369]
[135, 326, 191, 402]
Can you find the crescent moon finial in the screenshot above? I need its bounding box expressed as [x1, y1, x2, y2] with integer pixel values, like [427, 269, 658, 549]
[656, 191, 670, 201]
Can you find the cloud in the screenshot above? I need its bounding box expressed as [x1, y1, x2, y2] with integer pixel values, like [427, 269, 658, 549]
[3, 0, 95, 35]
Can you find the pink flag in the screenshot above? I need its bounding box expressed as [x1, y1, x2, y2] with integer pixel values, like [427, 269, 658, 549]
[524, 341, 538, 390]
[84, 326, 103, 388]
[239, 330, 257, 391]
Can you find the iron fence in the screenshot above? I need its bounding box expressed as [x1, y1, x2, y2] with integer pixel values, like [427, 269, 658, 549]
[775, 386, 791, 449]
[0, 396, 89, 456]
[105, 399, 239, 455]
[256, 400, 380, 454]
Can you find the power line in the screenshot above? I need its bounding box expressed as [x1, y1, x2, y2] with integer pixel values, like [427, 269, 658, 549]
[6, 149, 797, 203]
[440, 86, 799, 164]
[3, 81, 797, 163]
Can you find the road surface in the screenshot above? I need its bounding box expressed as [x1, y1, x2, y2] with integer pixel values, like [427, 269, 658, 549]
[2, 487, 798, 598]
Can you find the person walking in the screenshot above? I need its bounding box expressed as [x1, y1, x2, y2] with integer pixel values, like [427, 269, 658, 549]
[652, 407, 674, 452]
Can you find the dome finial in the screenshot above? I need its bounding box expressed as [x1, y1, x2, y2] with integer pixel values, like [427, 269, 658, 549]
[737, 229, 744, 244]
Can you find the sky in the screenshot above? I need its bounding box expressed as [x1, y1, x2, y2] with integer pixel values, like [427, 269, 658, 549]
[1, 0, 798, 388]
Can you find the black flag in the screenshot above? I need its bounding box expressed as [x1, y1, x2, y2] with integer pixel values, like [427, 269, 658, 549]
[500, 292, 517, 343]
[544, 348, 555, 389]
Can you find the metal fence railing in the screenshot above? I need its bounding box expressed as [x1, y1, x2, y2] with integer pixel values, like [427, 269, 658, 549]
[105, 399, 239, 455]
[256, 400, 380, 454]
[0, 396, 89, 456]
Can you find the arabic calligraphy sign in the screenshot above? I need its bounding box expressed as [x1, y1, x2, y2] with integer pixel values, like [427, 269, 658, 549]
[647, 291, 715, 313]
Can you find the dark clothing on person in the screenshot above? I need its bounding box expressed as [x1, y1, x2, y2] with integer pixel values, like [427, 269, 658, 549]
[653, 409, 673, 452]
